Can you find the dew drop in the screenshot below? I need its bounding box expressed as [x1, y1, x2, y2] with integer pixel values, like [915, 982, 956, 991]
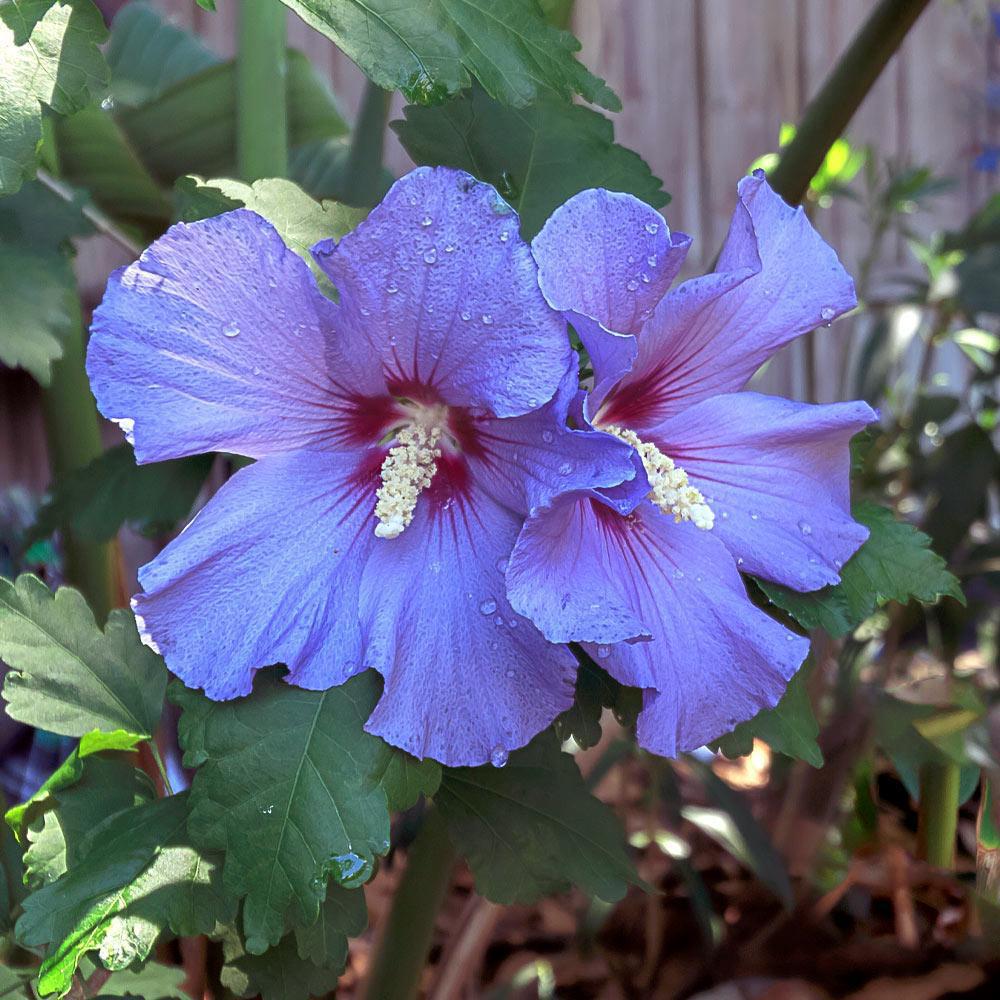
[644, 221, 660, 234]
[785, 634, 796, 642]
[721, 510, 729, 519]
[495, 557, 508, 573]
[386, 283, 399, 295]
[673, 569, 685, 579]
[499, 230, 510, 242]
[479, 598, 498, 615]
[223, 322, 240, 338]
[820, 306, 835, 321]
[505, 668, 516, 678]
[541, 429, 554, 444]
[750, 512, 760, 521]
[558, 461, 573, 475]
[481, 313, 493, 325]
[421, 215, 433, 227]
[736, 557, 744, 566]
[596, 645, 610, 659]
[444, 243, 456, 253]
[490, 746, 509, 768]
[252, 366, 262, 376]
[626, 278, 639, 292]
[641, 273, 651, 283]
[494, 615, 504, 626]
[423, 247, 437, 264]
[647, 254, 658, 267]
[461, 310, 471, 321]
[798, 520, 812, 535]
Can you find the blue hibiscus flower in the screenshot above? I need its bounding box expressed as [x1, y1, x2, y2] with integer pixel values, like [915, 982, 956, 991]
[86, 167, 635, 766]
[506, 172, 876, 757]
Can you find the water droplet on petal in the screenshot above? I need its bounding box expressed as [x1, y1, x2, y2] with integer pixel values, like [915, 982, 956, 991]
[644, 221, 660, 234]
[421, 215, 433, 227]
[386, 283, 398, 295]
[736, 557, 744, 566]
[479, 598, 497, 615]
[558, 461, 573, 475]
[461, 310, 471, 321]
[597, 645, 610, 659]
[490, 746, 509, 768]
[820, 306, 835, 321]
[647, 254, 658, 267]
[223, 322, 240, 338]
[495, 557, 508, 573]
[499, 230, 510, 242]
[674, 569, 685, 579]
[750, 512, 760, 521]
[785, 634, 796, 642]
[626, 278, 639, 291]
[541, 429, 554, 444]
[252, 366, 262, 376]
[423, 247, 437, 264]
[444, 243, 456, 253]
[481, 313, 493, 325]
[494, 615, 504, 626]
[798, 520, 812, 535]
[505, 668, 515, 678]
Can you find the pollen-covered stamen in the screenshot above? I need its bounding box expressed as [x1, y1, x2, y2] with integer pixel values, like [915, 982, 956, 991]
[605, 425, 714, 530]
[374, 423, 443, 539]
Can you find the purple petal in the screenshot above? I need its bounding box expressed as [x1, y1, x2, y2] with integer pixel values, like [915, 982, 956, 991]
[509, 497, 808, 753]
[313, 167, 571, 419]
[132, 449, 376, 699]
[532, 189, 690, 336]
[88, 209, 386, 463]
[507, 492, 651, 645]
[597, 172, 857, 431]
[650, 392, 875, 590]
[467, 366, 637, 517]
[359, 482, 577, 766]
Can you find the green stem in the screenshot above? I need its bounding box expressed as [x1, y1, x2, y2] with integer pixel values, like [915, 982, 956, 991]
[340, 79, 391, 207]
[917, 761, 960, 868]
[148, 741, 175, 797]
[362, 807, 456, 1000]
[237, 0, 289, 182]
[767, 0, 931, 205]
[39, 309, 117, 624]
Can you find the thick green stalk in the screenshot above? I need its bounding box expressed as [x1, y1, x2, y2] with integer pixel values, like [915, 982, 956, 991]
[339, 79, 391, 207]
[767, 0, 931, 205]
[916, 761, 960, 868]
[237, 0, 288, 181]
[40, 309, 117, 623]
[361, 807, 456, 1000]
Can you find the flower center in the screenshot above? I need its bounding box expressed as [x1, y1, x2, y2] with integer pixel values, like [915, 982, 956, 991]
[604, 425, 714, 530]
[373, 406, 448, 539]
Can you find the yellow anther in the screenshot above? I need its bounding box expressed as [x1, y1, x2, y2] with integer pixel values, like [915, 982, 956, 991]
[605, 425, 714, 530]
[374, 424, 442, 539]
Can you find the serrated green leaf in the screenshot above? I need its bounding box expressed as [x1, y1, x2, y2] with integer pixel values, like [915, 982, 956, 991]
[288, 136, 394, 204]
[556, 649, 640, 750]
[375, 750, 441, 813]
[17, 793, 234, 998]
[280, 0, 618, 111]
[0, 0, 109, 195]
[116, 51, 347, 185]
[0, 574, 167, 739]
[221, 927, 342, 1000]
[0, 178, 92, 249]
[106, 1, 218, 106]
[175, 176, 366, 262]
[759, 502, 964, 637]
[6, 729, 147, 842]
[0, 244, 77, 384]
[98, 961, 190, 1000]
[710, 667, 823, 767]
[1, 790, 26, 935]
[30, 445, 212, 545]
[19, 757, 154, 889]
[171, 671, 392, 954]
[293, 884, 366, 968]
[393, 86, 666, 238]
[435, 732, 638, 904]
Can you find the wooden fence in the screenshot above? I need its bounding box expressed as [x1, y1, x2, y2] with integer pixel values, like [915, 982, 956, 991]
[2, 0, 998, 491]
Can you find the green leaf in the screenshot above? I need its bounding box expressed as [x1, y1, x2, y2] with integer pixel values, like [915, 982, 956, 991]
[393, 86, 667, 238]
[685, 764, 793, 907]
[435, 732, 639, 904]
[175, 176, 367, 262]
[556, 649, 641, 750]
[106, 1, 219, 106]
[0, 0, 109, 195]
[1, 790, 26, 935]
[99, 961, 191, 1000]
[0, 244, 77, 384]
[280, 0, 619, 111]
[221, 929, 341, 1000]
[0, 574, 168, 739]
[375, 750, 441, 813]
[30, 445, 212, 545]
[54, 104, 171, 230]
[116, 51, 347, 185]
[0, 178, 92, 248]
[17, 793, 234, 998]
[710, 666, 823, 768]
[0, 967, 32, 1000]
[288, 136, 394, 203]
[172, 671, 393, 954]
[6, 729, 147, 841]
[293, 884, 366, 967]
[18, 756, 154, 890]
[758, 502, 964, 637]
